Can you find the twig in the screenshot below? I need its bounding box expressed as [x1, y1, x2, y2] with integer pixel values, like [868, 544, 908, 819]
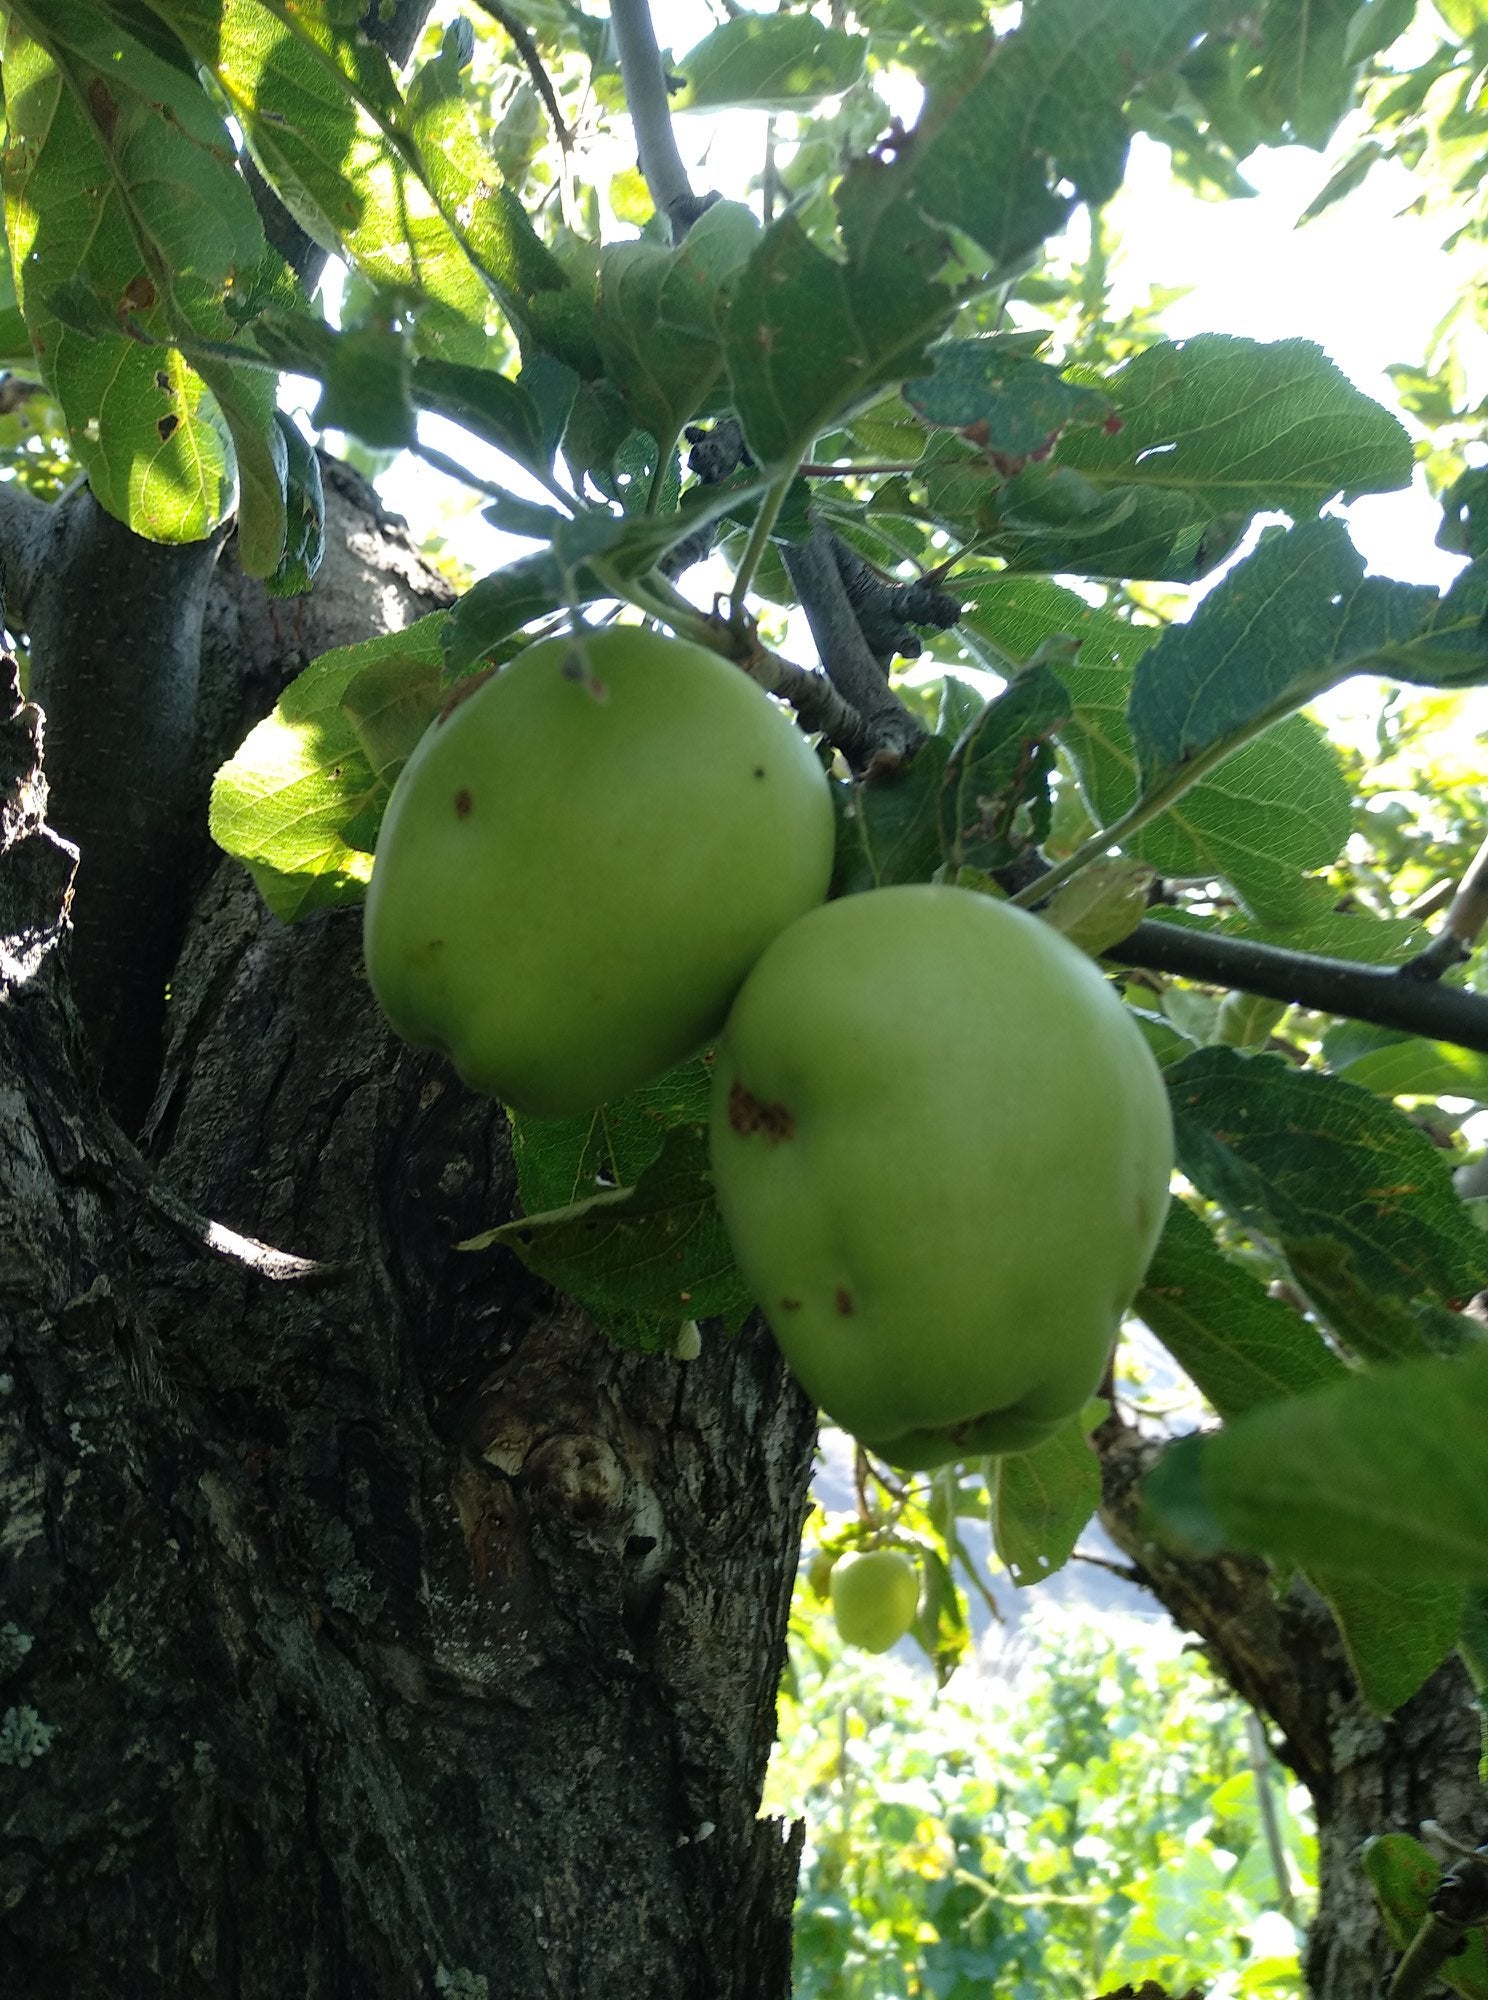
[799, 461, 924, 476]
[783, 526, 926, 771]
[1245, 1711, 1296, 1922]
[606, 2, 924, 771]
[610, 0, 707, 242]
[1400, 830, 1488, 981]
[1103, 919, 1488, 1056]
[1387, 1832, 1488, 2000]
[469, 0, 573, 153]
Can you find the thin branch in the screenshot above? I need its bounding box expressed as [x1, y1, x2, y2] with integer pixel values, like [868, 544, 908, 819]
[783, 526, 927, 771]
[469, 0, 573, 151]
[799, 461, 924, 476]
[610, 0, 704, 241]
[762, 114, 779, 226]
[1245, 1710, 1297, 1922]
[1104, 919, 1488, 1056]
[1401, 829, 1488, 981]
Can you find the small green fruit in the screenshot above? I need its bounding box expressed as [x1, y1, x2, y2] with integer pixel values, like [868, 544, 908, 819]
[363, 626, 834, 1118]
[830, 1549, 920, 1652]
[709, 884, 1174, 1468]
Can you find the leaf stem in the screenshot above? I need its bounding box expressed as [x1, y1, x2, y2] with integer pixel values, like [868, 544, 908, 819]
[412, 437, 576, 515]
[728, 473, 792, 622]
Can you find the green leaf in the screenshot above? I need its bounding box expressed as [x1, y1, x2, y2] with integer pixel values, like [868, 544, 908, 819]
[990, 1415, 1101, 1587]
[940, 336, 1411, 581]
[958, 573, 1354, 927]
[403, 18, 570, 312]
[594, 200, 759, 451]
[1186, 0, 1366, 152]
[1128, 519, 1488, 798]
[1136, 1197, 1348, 1418]
[831, 737, 951, 897]
[1318, 1575, 1468, 1719]
[1145, 1346, 1488, 1582]
[443, 552, 581, 673]
[868, 0, 1247, 271]
[443, 472, 772, 673]
[411, 356, 547, 475]
[1168, 1046, 1485, 1362]
[905, 339, 1114, 456]
[672, 14, 866, 112]
[1322, 1021, 1488, 1102]
[263, 409, 323, 597]
[158, 0, 491, 361]
[208, 613, 448, 918]
[725, 201, 952, 470]
[1361, 1831, 1488, 1993]
[490, 1124, 754, 1353]
[508, 1059, 714, 1220]
[1, 14, 256, 544]
[938, 662, 1068, 875]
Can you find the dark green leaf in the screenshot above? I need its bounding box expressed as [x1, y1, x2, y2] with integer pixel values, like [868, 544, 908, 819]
[906, 339, 1113, 456]
[1145, 1346, 1488, 1581]
[990, 1415, 1101, 1587]
[1322, 1022, 1488, 1102]
[264, 411, 325, 599]
[961, 336, 1412, 580]
[831, 737, 951, 896]
[509, 1059, 714, 1220]
[958, 572, 1354, 927]
[594, 200, 759, 449]
[1136, 1197, 1348, 1418]
[1318, 1574, 1469, 1719]
[1168, 1047, 1485, 1361]
[869, 0, 1247, 270]
[725, 203, 952, 470]
[493, 1124, 754, 1349]
[1128, 520, 1488, 797]
[411, 357, 546, 474]
[938, 661, 1067, 874]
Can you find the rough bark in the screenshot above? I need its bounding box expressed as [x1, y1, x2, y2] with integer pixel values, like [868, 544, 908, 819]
[1097, 1414, 1488, 2000]
[0, 484, 817, 1998]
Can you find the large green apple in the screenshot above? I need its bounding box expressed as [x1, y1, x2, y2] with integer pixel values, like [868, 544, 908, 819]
[364, 626, 834, 1119]
[708, 884, 1174, 1468]
[829, 1549, 920, 1653]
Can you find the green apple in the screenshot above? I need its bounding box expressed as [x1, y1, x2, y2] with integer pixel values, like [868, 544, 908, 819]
[830, 1549, 920, 1652]
[364, 626, 834, 1119]
[709, 884, 1174, 1468]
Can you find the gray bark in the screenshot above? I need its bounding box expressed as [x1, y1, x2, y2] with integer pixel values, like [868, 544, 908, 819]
[0, 479, 817, 1998]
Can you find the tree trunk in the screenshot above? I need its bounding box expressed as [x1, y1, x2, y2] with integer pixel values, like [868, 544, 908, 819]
[1097, 1414, 1488, 2000]
[0, 482, 817, 1998]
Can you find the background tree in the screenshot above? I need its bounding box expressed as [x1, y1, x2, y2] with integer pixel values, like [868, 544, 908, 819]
[3, 4, 1488, 1998]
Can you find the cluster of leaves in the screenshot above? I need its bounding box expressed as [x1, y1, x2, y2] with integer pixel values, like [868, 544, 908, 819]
[9, 0, 1488, 1736]
[766, 1588, 1315, 1999]
[188, 1, 1488, 1719]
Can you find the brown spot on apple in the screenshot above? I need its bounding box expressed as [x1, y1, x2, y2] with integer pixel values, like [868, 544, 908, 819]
[728, 1080, 794, 1141]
